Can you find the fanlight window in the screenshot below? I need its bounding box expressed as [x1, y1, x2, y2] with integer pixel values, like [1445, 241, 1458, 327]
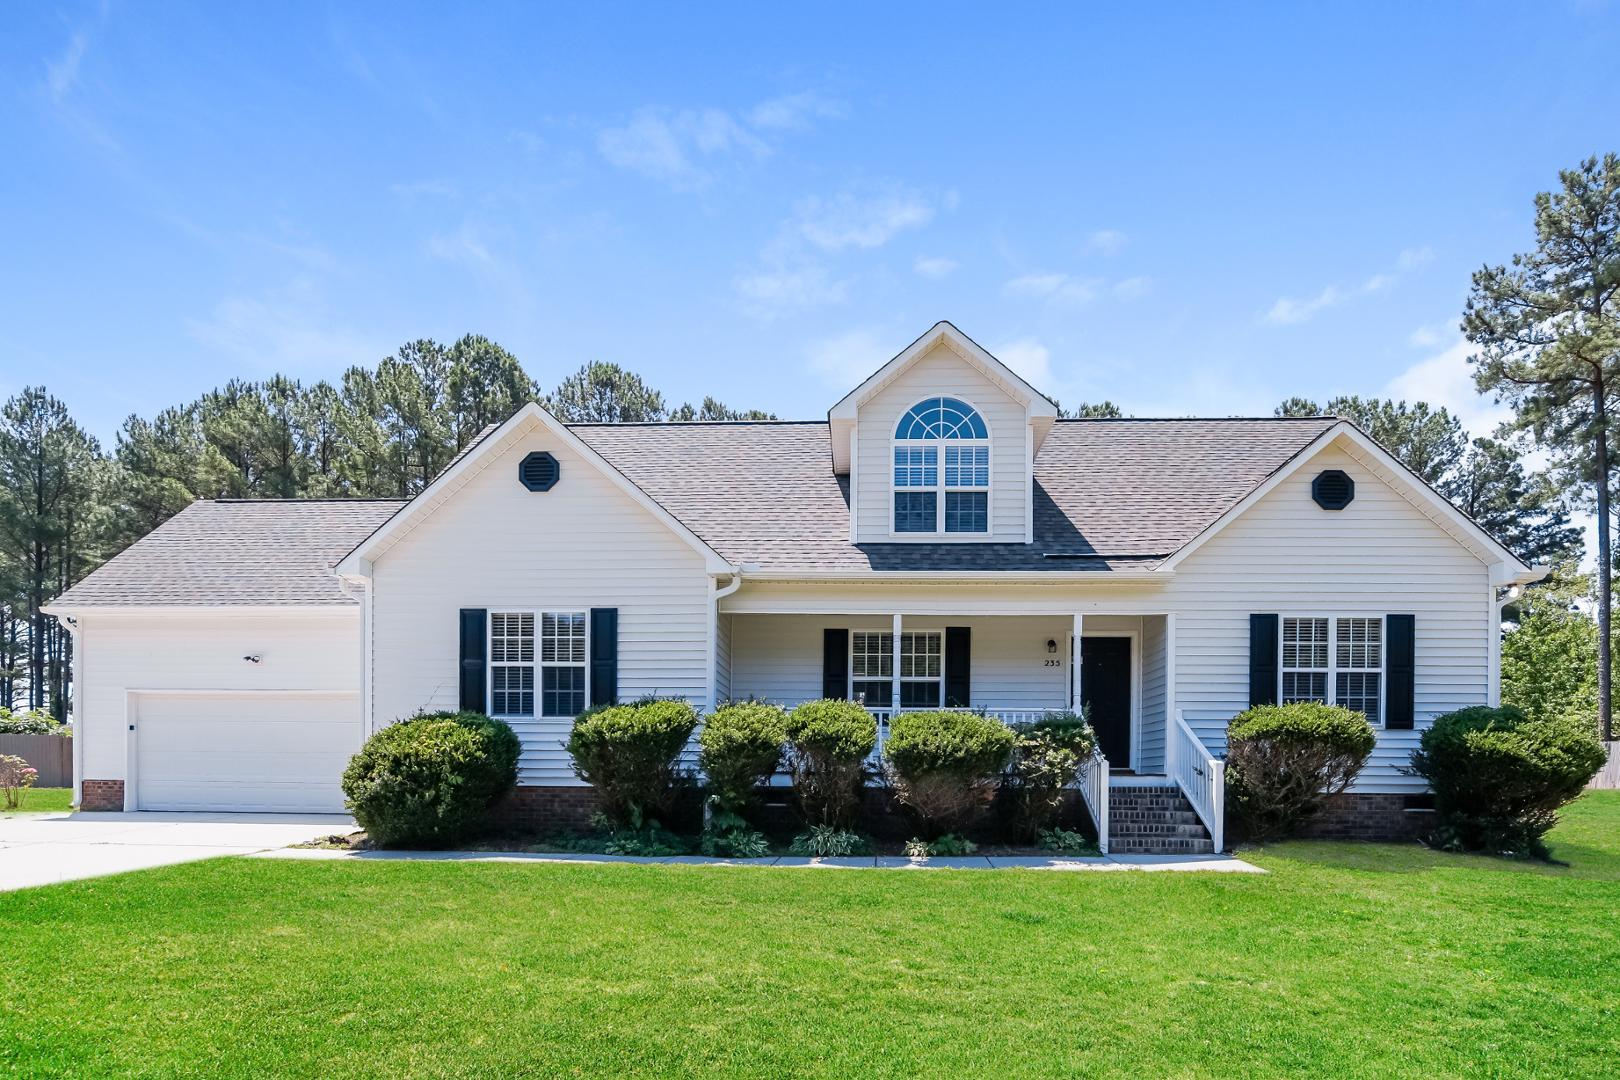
[892, 397, 989, 535]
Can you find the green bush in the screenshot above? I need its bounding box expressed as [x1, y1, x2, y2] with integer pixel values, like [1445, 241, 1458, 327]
[0, 708, 66, 736]
[1038, 827, 1098, 856]
[883, 710, 1016, 836]
[566, 699, 699, 828]
[1001, 711, 1098, 840]
[904, 833, 978, 858]
[1410, 705, 1606, 857]
[698, 702, 789, 816]
[785, 699, 876, 827]
[1226, 702, 1376, 841]
[341, 711, 520, 847]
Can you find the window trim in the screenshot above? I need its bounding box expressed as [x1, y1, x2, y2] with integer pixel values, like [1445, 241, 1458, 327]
[1276, 613, 1385, 727]
[889, 396, 993, 539]
[487, 608, 591, 720]
[847, 628, 945, 709]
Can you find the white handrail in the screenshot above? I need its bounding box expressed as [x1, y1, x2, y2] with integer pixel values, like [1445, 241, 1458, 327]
[1169, 710, 1225, 852]
[1077, 745, 1110, 855]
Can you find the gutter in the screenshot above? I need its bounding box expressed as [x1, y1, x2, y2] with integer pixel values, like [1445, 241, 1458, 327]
[728, 568, 1170, 584]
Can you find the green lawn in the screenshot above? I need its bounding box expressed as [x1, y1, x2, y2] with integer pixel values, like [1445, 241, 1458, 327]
[1, 786, 70, 813]
[5, 797, 1619, 1079]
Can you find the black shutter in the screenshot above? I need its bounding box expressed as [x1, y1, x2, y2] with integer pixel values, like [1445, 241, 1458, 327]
[1249, 614, 1279, 707]
[459, 608, 488, 712]
[822, 628, 850, 699]
[944, 627, 971, 708]
[590, 608, 618, 707]
[1386, 614, 1415, 729]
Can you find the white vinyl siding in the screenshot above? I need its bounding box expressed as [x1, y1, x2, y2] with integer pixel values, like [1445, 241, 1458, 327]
[369, 427, 711, 786]
[854, 343, 1028, 544]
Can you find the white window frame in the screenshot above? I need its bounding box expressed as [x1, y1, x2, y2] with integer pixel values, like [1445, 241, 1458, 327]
[848, 629, 944, 709]
[890, 396, 992, 538]
[488, 609, 590, 720]
[1278, 614, 1385, 727]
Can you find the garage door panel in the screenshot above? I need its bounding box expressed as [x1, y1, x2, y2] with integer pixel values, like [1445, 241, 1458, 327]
[135, 693, 359, 813]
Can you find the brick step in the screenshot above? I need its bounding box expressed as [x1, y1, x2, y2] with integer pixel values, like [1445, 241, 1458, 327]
[1111, 837, 1215, 855]
[1109, 810, 1203, 826]
[1110, 786, 1181, 796]
[1109, 823, 1210, 839]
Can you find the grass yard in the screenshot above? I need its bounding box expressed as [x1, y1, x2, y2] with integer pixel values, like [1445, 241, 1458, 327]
[2, 787, 71, 813]
[5, 797, 1619, 1078]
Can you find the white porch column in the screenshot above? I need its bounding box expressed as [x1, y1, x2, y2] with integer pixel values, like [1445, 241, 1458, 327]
[1070, 613, 1084, 714]
[891, 612, 903, 711]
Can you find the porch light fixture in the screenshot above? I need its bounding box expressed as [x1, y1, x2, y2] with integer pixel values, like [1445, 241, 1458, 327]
[1046, 639, 1057, 653]
[243, 654, 262, 664]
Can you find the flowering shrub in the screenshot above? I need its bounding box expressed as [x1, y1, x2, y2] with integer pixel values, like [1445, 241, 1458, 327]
[0, 708, 65, 736]
[0, 755, 39, 810]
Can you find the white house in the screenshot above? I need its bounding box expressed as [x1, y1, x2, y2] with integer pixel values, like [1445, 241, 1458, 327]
[45, 322, 1543, 851]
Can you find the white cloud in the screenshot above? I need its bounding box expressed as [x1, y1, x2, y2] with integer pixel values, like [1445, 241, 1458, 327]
[1386, 336, 1510, 435]
[1408, 321, 1453, 348]
[1005, 272, 1101, 306]
[806, 328, 888, 386]
[1085, 229, 1128, 256]
[46, 30, 89, 102]
[794, 189, 937, 252]
[746, 91, 842, 130]
[1264, 247, 1436, 326]
[991, 339, 1053, 386]
[597, 107, 766, 186]
[734, 264, 848, 318]
[186, 279, 381, 375]
[1113, 276, 1151, 300]
[913, 256, 958, 279]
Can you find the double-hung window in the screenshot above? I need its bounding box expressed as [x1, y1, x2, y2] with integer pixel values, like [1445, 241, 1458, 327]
[1280, 616, 1384, 724]
[849, 630, 944, 708]
[893, 397, 989, 534]
[490, 610, 587, 718]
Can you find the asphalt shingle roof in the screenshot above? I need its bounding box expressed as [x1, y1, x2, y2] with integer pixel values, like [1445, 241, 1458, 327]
[53, 417, 1339, 606]
[54, 499, 405, 606]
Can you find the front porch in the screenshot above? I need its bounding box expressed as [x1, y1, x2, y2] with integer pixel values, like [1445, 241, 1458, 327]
[715, 610, 1225, 852]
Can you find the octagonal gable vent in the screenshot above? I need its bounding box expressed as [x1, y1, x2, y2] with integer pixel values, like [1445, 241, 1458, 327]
[519, 451, 560, 492]
[1311, 469, 1354, 510]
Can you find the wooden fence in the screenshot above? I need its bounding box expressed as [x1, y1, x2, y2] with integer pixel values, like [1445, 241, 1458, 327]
[0, 733, 73, 788]
[1590, 742, 1620, 791]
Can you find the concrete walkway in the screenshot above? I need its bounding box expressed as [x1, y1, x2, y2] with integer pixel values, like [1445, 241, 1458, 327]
[255, 847, 1265, 873]
[0, 811, 352, 892]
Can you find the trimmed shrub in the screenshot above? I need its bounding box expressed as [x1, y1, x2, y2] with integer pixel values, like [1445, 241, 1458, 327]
[341, 711, 520, 847]
[1226, 702, 1376, 841]
[1001, 711, 1098, 840]
[1410, 705, 1606, 857]
[566, 699, 699, 828]
[785, 699, 876, 828]
[0, 708, 65, 736]
[883, 710, 1016, 837]
[698, 702, 789, 816]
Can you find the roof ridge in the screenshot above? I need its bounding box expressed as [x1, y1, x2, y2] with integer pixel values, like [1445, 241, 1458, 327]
[202, 497, 410, 504]
[567, 419, 825, 427]
[1052, 415, 1339, 423]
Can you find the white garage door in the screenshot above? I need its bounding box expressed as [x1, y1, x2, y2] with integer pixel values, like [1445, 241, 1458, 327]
[134, 693, 360, 813]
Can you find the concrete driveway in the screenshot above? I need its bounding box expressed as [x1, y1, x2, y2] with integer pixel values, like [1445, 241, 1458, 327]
[0, 811, 352, 892]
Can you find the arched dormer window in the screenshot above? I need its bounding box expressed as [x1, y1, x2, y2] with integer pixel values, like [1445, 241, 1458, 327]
[892, 397, 990, 534]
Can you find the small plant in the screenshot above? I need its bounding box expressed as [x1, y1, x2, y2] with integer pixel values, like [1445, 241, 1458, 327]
[1038, 827, 1098, 856]
[789, 824, 869, 858]
[1002, 710, 1097, 840]
[698, 702, 789, 817]
[0, 755, 39, 810]
[785, 699, 876, 828]
[904, 833, 978, 858]
[341, 711, 520, 846]
[1410, 705, 1606, 858]
[700, 826, 772, 859]
[601, 823, 688, 857]
[1225, 702, 1376, 841]
[883, 710, 1015, 837]
[566, 699, 700, 829]
[0, 708, 65, 736]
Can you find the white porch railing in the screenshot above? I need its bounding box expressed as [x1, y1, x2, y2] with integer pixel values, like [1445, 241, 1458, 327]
[1168, 710, 1225, 852]
[1077, 745, 1110, 855]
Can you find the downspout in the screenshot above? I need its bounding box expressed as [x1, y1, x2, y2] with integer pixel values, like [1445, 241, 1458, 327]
[60, 614, 83, 809]
[1488, 582, 1525, 708]
[708, 568, 745, 711]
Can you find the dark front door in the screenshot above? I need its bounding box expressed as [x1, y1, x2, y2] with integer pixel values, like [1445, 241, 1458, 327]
[1081, 637, 1132, 768]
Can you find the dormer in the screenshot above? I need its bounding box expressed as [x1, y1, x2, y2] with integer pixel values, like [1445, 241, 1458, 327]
[828, 322, 1059, 545]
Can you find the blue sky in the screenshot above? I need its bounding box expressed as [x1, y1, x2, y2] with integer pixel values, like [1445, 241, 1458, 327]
[5, 1, 1620, 446]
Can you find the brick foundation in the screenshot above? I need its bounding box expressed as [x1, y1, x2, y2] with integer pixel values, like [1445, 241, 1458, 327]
[79, 779, 124, 811]
[491, 786, 601, 833]
[1295, 792, 1434, 842]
